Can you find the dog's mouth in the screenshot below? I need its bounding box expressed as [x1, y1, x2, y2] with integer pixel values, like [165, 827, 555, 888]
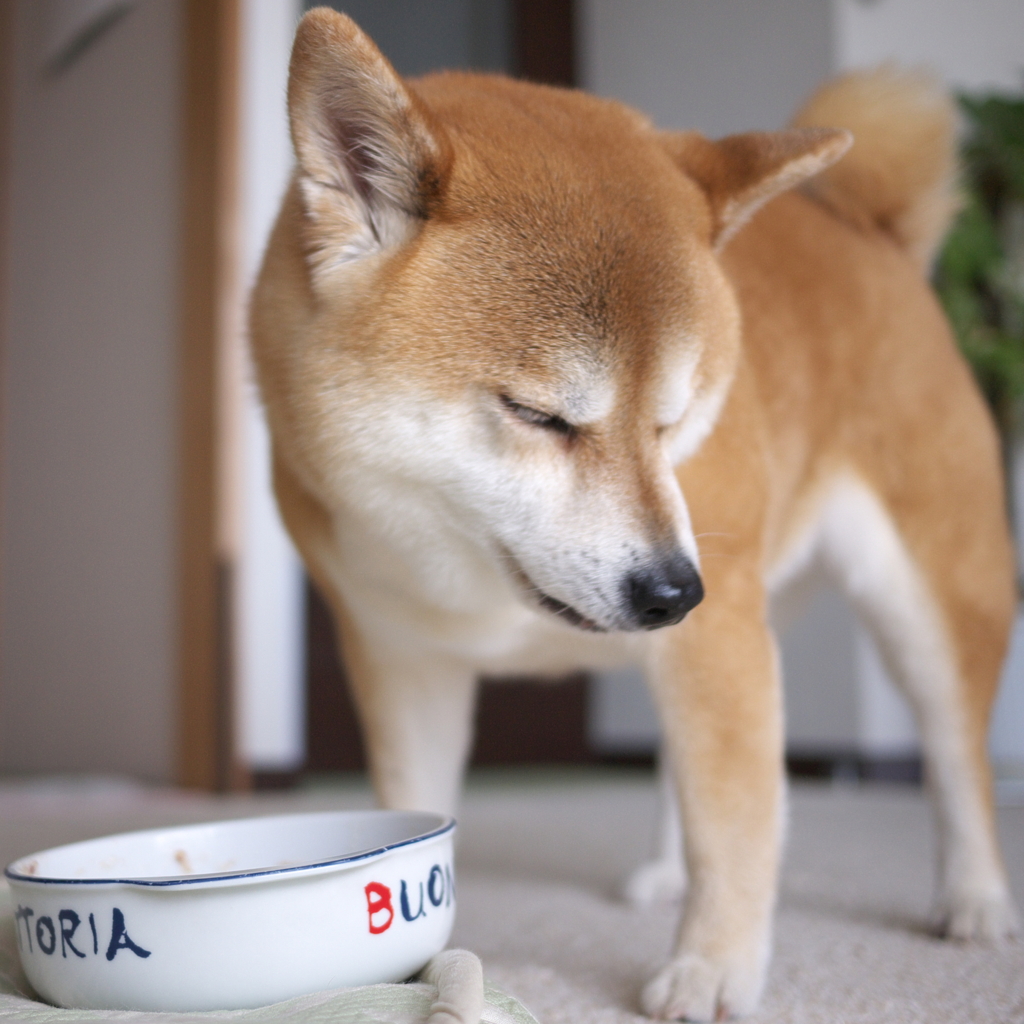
[535, 590, 605, 632]
[503, 552, 606, 633]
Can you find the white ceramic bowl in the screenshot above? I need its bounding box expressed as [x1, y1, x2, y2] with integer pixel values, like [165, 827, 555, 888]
[4, 809, 456, 1012]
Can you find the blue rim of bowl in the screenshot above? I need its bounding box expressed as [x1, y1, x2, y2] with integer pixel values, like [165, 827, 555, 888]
[4, 811, 456, 888]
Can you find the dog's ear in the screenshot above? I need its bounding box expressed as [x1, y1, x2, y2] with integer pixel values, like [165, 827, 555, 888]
[661, 128, 852, 250]
[287, 8, 450, 276]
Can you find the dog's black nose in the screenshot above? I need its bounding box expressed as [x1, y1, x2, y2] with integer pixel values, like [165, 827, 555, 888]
[624, 553, 703, 629]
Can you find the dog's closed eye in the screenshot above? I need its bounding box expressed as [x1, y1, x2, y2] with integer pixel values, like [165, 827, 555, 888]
[499, 393, 577, 439]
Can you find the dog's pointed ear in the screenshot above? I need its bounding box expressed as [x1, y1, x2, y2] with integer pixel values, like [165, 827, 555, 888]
[661, 128, 852, 250]
[287, 8, 450, 275]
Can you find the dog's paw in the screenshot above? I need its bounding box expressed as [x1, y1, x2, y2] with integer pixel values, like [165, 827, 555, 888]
[623, 857, 686, 907]
[937, 890, 1021, 943]
[641, 952, 764, 1022]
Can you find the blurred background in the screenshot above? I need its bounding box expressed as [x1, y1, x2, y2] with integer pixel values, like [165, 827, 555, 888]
[1, 0, 1023, 796]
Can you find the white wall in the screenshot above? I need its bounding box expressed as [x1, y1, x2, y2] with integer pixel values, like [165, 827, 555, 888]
[579, 0, 832, 136]
[834, 0, 1024, 91]
[235, 0, 306, 773]
[0, 1, 180, 781]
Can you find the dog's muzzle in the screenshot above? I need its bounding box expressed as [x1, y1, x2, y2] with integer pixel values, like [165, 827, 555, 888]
[622, 552, 703, 630]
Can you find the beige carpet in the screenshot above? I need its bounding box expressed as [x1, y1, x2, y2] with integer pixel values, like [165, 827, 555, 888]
[2, 770, 1022, 1023]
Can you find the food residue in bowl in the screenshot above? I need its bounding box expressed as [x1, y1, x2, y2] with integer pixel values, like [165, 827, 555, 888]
[173, 849, 194, 874]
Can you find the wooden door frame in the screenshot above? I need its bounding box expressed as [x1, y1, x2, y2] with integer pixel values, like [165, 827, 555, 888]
[177, 0, 248, 791]
[0, 0, 11, 646]
[513, 0, 575, 85]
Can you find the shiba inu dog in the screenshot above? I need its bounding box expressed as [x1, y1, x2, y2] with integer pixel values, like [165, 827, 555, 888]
[251, 9, 1020, 1019]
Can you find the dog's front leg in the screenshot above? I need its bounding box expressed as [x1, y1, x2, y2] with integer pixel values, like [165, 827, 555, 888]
[341, 629, 478, 817]
[642, 563, 783, 1022]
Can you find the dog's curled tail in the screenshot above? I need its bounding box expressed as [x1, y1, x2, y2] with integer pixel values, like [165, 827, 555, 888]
[791, 66, 959, 273]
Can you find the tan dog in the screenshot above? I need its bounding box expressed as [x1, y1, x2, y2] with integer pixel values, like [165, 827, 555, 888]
[251, 9, 1020, 1019]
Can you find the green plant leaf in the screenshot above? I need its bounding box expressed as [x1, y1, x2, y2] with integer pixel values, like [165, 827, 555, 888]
[936, 91, 1024, 425]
